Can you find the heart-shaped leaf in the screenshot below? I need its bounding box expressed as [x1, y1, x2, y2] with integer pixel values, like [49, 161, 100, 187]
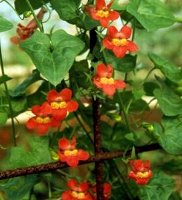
[20, 30, 85, 86]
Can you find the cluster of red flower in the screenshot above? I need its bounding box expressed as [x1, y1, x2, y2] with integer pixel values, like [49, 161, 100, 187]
[86, 0, 138, 58]
[61, 179, 111, 200]
[26, 88, 78, 135]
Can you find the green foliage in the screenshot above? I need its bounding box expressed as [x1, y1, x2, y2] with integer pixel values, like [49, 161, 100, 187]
[104, 50, 137, 72]
[149, 53, 182, 83]
[126, 0, 175, 31]
[2, 135, 51, 169]
[14, 0, 49, 14]
[154, 87, 182, 116]
[0, 111, 8, 126]
[0, 175, 38, 200]
[20, 30, 85, 86]
[0, 15, 13, 32]
[139, 170, 175, 200]
[0, 75, 12, 84]
[50, 0, 98, 30]
[153, 117, 182, 155]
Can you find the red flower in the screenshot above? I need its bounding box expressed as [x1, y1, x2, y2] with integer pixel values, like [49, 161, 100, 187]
[85, 0, 120, 27]
[62, 179, 94, 200]
[11, 8, 46, 44]
[92, 182, 112, 200]
[128, 160, 153, 185]
[58, 137, 89, 167]
[103, 26, 138, 58]
[93, 63, 126, 96]
[47, 88, 79, 120]
[26, 102, 60, 135]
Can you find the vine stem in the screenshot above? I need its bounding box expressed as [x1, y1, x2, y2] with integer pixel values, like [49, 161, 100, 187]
[0, 43, 16, 146]
[25, 0, 43, 32]
[0, 143, 161, 180]
[92, 97, 104, 200]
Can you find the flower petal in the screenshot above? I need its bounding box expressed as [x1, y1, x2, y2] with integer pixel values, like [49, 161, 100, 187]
[96, 0, 106, 10]
[40, 102, 52, 115]
[121, 25, 132, 38]
[102, 84, 116, 96]
[113, 46, 127, 58]
[79, 182, 89, 192]
[61, 190, 72, 200]
[60, 88, 72, 101]
[78, 150, 90, 161]
[47, 90, 58, 102]
[67, 179, 78, 190]
[52, 108, 67, 120]
[58, 138, 70, 150]
[127, 41, 138, 52]
[102, 37, 113, 49]
[66, 156, 79, 167]
[97, 63, 110, 77]
[36, 124, 49, 135]
[31, 105, 40, 115]
[67, 100, 79, 112]
[114, 80, 126, 89]
[26, 118, 36, 129]
[109, 10, 120, 20]
[100, 18, 110, 28]
[108, 26, 118, 37]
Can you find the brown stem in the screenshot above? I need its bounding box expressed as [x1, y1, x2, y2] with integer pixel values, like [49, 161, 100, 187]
[0, 143, 161, 180]
[93, 97, 104, 199]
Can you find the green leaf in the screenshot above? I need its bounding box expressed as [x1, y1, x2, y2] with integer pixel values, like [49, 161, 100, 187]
[50, 0, 98, 30]
[15, 0, 49, 14]
[50, 0, 81, 22]
[143, 82, 159, 96]
[9, 70, 41, 97]
[139, 170, 175, 200]
[0, 175, 38, 200]
[0, 75, 12, 84]
[3, 135, 51, 170]
[20, 30, 85, 86]
[154, 87, 182, 116]
[160, 158, 182, 173]
[104, 50, 137, 72]
[153, 117, 182, 155]
[149, 53, 182, 83]
[126, 0, 175, 31]
[11, 97, 27, 116]
[0, 15, 13, 32]
[0, 111, 8, 126]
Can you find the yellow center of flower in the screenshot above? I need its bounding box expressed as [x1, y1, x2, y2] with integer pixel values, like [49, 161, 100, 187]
[50, 101, 67, 109]
[96, 9, 109, 18]
[112, 38, 128, 46]
[72, 191, 85, 199]
[35, 116, 51, 124]
[136, 171, 150, 178]
[64, 149, 78, 156]
[100, 77, 114, 85]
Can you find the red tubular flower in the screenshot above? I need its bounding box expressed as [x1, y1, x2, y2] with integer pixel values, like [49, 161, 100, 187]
[85, 0, 120, 27]
[58, 137, 89, 167]
[26, 102, 60, 135]
[47, 88, 79, 120]
[11, 8, 46, 44]
[128, 160, 153, 185]
[93, 63, 126, 96]
[103, 25, 138, 58]
[62, 179, 93, 200]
